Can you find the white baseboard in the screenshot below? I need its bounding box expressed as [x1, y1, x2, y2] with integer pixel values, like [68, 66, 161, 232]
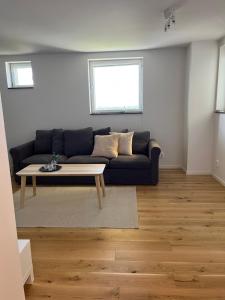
[186, 170, 212, 175]
[212, 173, 225, 187]
[159, 165, 212, 175]
[159, 164, 181, 169]
[181, 166, 187, 173]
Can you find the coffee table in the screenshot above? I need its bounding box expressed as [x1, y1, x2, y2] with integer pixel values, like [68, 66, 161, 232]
[16, 164, 106, 209]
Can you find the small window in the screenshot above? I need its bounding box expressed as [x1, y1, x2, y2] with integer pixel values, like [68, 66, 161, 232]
[88, 58, 143, 114]
[5, 61, 34, 88]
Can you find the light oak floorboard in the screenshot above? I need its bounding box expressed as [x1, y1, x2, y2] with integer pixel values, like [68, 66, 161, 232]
[14, 169, 225, 299]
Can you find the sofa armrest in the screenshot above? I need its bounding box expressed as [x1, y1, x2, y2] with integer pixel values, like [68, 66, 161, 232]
[148, 139, 161, 185]
[10, 140, 35, 174]
[149, 139, 161, 159]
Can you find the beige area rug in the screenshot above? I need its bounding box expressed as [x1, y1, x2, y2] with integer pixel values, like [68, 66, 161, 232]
[14, 186, 138, 228]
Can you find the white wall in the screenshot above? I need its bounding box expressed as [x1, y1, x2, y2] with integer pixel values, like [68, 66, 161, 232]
[213, 37, 225, 184]
[182, 45, 191, 171]
[185, 41, 218, 175]
[0, 47, 186, 168]
[0, 93, 25, 299]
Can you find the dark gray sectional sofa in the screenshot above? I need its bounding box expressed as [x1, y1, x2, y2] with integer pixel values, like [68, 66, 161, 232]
[10, 127, 161, 185]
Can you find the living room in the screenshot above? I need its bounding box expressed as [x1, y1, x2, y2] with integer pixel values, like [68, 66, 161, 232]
[1, 0, 225, 299]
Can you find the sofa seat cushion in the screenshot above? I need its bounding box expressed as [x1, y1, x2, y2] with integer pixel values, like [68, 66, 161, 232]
[65, 155, 109, 165]
[22, 154, 68, 166]
[109, 154, 151, 169]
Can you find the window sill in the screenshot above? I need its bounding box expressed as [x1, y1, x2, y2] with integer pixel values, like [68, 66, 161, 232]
[215, 110, 225, 114]
[7, 86, 34, 90]
[90, 111, 143, 115]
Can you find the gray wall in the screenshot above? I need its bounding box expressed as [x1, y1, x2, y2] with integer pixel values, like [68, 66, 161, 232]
[0, 47, 186, 167]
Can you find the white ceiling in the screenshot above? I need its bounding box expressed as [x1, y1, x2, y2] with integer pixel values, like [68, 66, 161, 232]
[0, 0, 224, 54]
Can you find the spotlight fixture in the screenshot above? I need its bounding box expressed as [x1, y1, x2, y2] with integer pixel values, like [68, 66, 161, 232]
[164, 7, 176, 32]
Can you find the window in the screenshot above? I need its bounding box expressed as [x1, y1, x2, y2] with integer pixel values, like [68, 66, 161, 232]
[5, 61, 34, 88]
[88, 58, 143, 114]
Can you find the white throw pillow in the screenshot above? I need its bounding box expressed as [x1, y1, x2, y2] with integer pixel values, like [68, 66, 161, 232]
[91, 135, 119, 158]
[110, 132, 134, 155]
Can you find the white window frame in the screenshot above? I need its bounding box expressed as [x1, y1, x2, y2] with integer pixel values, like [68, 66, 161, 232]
[5, 61, 34, 89]
[216, 44, 225, 112]
[88, 57, 143, 114]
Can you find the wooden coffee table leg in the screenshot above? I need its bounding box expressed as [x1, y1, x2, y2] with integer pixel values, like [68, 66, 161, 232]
[32, 176, 36, 196]
[100, 174, 106, 197]
[95, 175, 102, 209]
[20, 176, 26, 209]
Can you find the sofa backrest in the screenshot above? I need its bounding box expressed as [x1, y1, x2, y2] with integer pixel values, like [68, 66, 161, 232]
[93, 127, 111, 136]
[34, 128, 150, 156]
[132, 131, 150, 155]
[34, 130, 53, 154]
[52, 129, 64, 154]
[64, 128, 93, 157]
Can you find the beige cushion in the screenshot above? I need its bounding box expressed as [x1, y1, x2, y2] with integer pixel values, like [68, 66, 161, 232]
[91, 135, 119, 158]
[110, 132, 134, 155]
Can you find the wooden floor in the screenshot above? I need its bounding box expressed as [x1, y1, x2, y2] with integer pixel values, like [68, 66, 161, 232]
[16, 169, 225, 299]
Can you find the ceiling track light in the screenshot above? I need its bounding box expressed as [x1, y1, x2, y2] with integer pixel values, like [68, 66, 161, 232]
[164, 7, 176, 32]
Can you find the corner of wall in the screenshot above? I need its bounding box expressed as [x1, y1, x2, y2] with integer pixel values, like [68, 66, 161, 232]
[184, 40, 218, 175]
